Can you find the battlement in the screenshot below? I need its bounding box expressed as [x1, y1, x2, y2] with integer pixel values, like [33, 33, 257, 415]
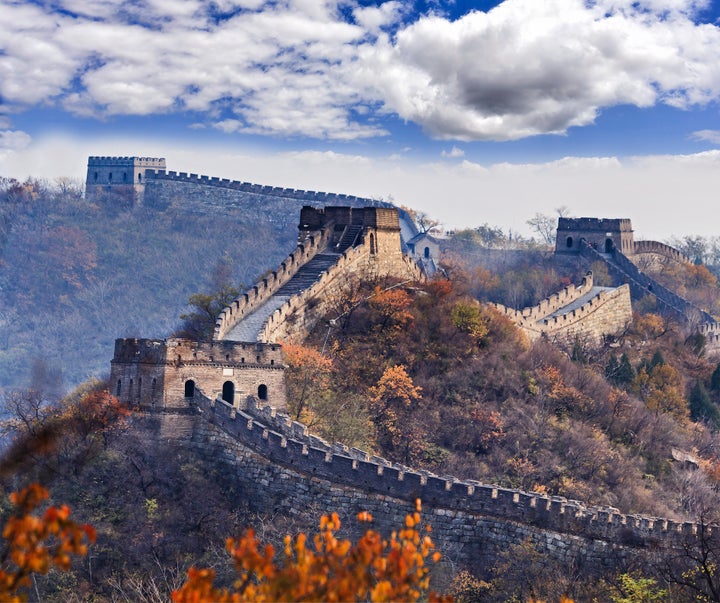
[191, 390, 709, 550]
[633, 240, 693, 265]
[88, 156, 166, 167]
[214, 229, 333, 341]
[144, 169, 383, 207]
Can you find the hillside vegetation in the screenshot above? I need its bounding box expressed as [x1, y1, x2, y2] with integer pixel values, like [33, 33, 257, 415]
[290, 262, 720, 524]
[0, 177, 296, 390]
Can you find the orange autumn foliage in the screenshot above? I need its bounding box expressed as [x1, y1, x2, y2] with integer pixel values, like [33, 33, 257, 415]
[0, 484, 96, 601]
[172, 499, 451, 603]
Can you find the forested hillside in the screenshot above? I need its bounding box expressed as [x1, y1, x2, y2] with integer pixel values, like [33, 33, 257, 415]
[0, 177, 297, 390]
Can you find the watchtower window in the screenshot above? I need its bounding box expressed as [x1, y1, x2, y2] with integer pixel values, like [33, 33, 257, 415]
[222, 381, 235, 404]
[138, 173, 142, 183]
[424, 246, 430, 259]
[108, 172, 112, 182]
[185, 380, 195, 398]
[369, 233, 376, 255]
[566, 236, 573, 248]
[116, 379, 122, 397]
[258, 384, 268, 400]
[122, 172, 127, 182]
[605, 238, 614, 253]
[93, 172, 98, 181]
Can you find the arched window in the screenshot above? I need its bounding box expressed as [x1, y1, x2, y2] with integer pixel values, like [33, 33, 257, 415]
[116, 379, 122, 397]
[369, 233, 376, 255]
[424, 246, 430, 259]
[185, 380, 195, 398]
[138, 173, 142, 183]
[605, 238, 614, 253]
[222, 381, 234, 404]
[566, 236, 573, 248]
[151, 378, 157, 401]
[108, 172, 112, 182]
[94, 172, 98, 181]
[258, 384, 268, 400]
[122, 172, 127, 182]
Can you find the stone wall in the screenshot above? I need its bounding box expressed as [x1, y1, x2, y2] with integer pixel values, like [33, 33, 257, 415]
[214, 229, 332, 340]
[491, 273, 633, 346]
[633, 240, 692, 265]
[259, 239, 422, 343]
[136, 393, 712, 578]
[142, 170, 389, 226]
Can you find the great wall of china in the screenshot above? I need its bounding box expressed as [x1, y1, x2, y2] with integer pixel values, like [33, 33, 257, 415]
[102, 156, 719, 576]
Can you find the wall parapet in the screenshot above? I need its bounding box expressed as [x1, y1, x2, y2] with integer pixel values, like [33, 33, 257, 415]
[633, 240, 692, 265]
[491, 272, 595, 326]
[189, 389, 710, 551]
[145, 170, 386, 207]
[257, 240, 422, 343]
[214, 228, 332, 341]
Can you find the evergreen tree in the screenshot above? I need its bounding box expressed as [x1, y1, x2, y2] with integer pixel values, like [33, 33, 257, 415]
[616, 353, 635, 386]
[605, 355, 619, 383]
[649, 350, 665, 370]
[710, 362, 720, 392]
[689, 380, 720, 428]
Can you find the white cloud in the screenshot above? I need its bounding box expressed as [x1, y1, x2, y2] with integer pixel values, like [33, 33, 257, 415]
[691, 129, 720, 144]
[1, 0, 720, 141]
[0, 130, 32, 150]
[441, 146, 464, 158]
[356, 0, 720, 140]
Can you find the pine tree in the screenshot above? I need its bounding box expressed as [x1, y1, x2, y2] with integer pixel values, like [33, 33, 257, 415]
[710, 363, 720, 392]
[616, 353, 635, 386]
[689, 380, 720, 428]
[605, 355, 619, 383]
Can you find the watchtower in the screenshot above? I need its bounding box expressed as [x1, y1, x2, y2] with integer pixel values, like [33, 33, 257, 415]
[555, 217, 635, 255]
[86, 156, 166, 203]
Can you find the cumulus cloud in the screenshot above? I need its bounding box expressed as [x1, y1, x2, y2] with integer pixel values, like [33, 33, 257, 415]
[357, 0, 720, 140]
[1, 0, 720, 141]
[441, 146, 464, 158]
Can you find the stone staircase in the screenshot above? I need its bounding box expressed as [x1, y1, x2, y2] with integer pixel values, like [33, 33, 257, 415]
[225, 253, 342, 341]
[333, 225, 362, 253]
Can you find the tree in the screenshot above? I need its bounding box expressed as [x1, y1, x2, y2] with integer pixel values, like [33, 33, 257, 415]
[610, 572, 667, 603]
[283, 343, 333, 422]
[526, 213, 556, 246]
[171, 500, 450, 603]
[689, 380, 720, 428]
[368, 365, 424, 462]
[631, 364, 688, 421]
[0, 484, 95, 600]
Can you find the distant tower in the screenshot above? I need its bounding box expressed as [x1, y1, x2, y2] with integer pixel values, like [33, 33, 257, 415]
[555, 217, 635, 256]
[85, 156, 166, 204]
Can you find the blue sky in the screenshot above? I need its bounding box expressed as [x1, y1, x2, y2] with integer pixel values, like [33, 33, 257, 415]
[2, 0, 720, 239]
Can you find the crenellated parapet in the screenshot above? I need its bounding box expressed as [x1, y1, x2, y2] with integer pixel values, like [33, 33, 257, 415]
[213, 228, 332, 341]
[491, 273, 632, 346]
[144, 169, 383, 207]
[633, 240, 693, 265]
[492, 272, 595, 326]
[188, 389, 710, 556]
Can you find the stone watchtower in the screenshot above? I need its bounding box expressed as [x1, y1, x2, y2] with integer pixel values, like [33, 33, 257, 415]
[85, 156, 166, 203]
[555, 217, 635, 255]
